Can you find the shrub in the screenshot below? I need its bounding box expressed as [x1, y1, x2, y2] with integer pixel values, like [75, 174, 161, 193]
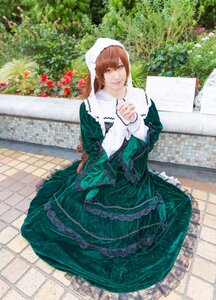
[146, 41, 194, 77]
[175, 31, 216, 87]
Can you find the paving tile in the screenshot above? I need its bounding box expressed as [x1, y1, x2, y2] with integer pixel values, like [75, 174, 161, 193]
[43, 163, 56, 171]
[5, 194, 24, 206]
[21, 245, 38, 263]
[160, 292, 183, 300]
[32, 169, 48, 177]
[175, 273, 188, 294]
[6, 159, 22, 167]
[2, 289, 26, 300]
[0, 226, 18, 244]
[193, 180, 210, 191]
[43, 156, 55, 161]
[1, 257, 30, 284]
[209, 193, 216, 204]
[33, 160, 47, 167]
[18, 186, 35, 197]
[7, 234, 28, 253]
[15, 198, 30, 212]
[3, 150, 15, 156]
[8, 181, 26, 193]
[192, 256, 216, 283]
[15, 162, 29, 170]
[50, 157, 65, 164]
[52, 269, 71, 286]
[0, 178, 17, 188]
[0, 220, 7, 230]
[0, 248, 15, 270]
[34, 279, 65, 300]
[0, 190, 14, 201]
[23, 165, 38, 173]
[20, 174, 38, 184]
[206, 203, 216, 216]
[0, 208, 22, 223]
[25, 157, 39, 164]
[61, 292, 80, 300]
[0, 203, 11, 216]
[0, 165, 10, 172]
[10, 152, 23, 159]
[1, 157, 13, 163]
[3, 168, 19, 176]
[200, 226, 216, 244]
[197, 240, 216, 262]
[17, 154, 31, 161]
[209, 183, 216, 194]
[16, 268, 46, 297]
[203, 214, 216, 229]
[41, 172, 51, 179]
[192, 189, 208, 201]
[0, 278, 10, 297]
[11, 172, 29, 181]
[35, 259, 54, 274]
[0, 174, 7, 182]
[187, 275, 214, 300]
[12, 214, 26, 229]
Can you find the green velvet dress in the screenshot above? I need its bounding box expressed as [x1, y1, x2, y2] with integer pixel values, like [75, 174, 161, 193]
[21, 98, 198, 296]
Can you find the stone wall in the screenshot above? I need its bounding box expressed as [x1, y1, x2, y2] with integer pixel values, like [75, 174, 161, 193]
[0, 114, 215, 169]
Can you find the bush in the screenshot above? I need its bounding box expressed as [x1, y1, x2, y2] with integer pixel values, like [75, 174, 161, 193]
[146, 41, 194, 77]
[175, 31, 216, 87]
[0, 15, 78, 76]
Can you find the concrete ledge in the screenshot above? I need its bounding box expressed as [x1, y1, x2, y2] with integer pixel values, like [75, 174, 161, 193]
[0, 94, 216, 136]
[0, 95, 82, 123]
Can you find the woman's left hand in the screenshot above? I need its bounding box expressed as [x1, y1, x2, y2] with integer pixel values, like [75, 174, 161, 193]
[118, 102, 136, 121]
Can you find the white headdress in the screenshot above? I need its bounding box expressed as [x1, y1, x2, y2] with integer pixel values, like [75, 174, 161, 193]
[84, 38, 133, 136]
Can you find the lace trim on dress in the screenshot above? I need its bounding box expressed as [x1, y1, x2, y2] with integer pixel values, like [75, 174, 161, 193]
[45, 194, 164, 242]
[84, 199, 164, 221]
[65, 171, 200, 300]
[44, 200, 166, 258]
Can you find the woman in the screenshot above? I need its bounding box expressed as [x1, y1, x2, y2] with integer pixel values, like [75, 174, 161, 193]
[21, 38, 199, 297]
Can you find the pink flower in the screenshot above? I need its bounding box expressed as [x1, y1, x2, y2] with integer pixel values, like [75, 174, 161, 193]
[81, 87, 86, 94]
[42, 93, 48, 97]
[77, 78, 85, 88]
[41, 74, 47, 82]
[57, 81, 62, 87]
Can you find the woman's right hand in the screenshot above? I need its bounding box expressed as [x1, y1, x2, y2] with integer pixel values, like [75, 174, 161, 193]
[118, 102, 136, 121]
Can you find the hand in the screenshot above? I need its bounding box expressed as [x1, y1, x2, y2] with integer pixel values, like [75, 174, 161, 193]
[117, 102, 136, 121]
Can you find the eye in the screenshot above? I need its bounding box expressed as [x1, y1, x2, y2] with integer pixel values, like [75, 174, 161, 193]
[104, 68, 112, 73]
[118, 64, 124, 69]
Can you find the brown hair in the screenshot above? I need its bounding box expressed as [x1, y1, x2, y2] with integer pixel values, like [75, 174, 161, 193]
[84, 45, 130, 98]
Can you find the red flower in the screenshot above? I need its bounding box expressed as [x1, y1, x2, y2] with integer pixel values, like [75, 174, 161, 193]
[42, 93, 48, 97]
[65, 71, 74, 78]
[64, 88, 70, 94]
[64, 76, 71, 84]
[77, 78, 85, 88]
[41, 74, 47, 82]
[46, 81, 53, 87]
[0, 82, 6, 86]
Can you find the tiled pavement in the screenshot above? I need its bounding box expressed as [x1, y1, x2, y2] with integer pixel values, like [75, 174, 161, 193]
[0, 147, 216, 300]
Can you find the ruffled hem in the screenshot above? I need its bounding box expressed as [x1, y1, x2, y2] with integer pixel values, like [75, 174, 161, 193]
[64, 171, 200, 300]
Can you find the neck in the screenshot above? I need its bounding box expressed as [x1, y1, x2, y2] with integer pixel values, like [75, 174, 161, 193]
[103, 86, 126, 99]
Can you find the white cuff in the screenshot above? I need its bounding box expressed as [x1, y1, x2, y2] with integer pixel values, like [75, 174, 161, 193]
[128, 114, 148, 141]
[102, 112, 128, 158]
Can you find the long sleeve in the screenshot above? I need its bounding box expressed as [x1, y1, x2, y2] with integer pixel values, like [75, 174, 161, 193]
[76, 102, 127, 200]
[128, 113, 149, 141]
[118, 100, 163, 184]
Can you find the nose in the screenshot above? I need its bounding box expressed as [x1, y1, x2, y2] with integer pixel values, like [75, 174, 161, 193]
[113, 69, 121, 80]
